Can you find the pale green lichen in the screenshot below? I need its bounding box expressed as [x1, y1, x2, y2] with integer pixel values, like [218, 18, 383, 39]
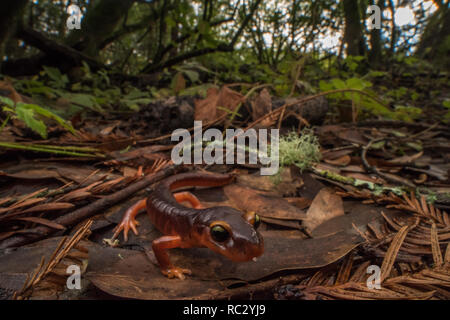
[270, 130, 321, 184]
[278, 129, 322, 172]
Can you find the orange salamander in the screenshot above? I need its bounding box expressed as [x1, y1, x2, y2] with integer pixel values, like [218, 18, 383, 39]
[112, 172, 264, 279]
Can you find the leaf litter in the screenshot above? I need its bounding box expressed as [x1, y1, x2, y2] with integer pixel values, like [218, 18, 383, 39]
[0, 87, 449, 299]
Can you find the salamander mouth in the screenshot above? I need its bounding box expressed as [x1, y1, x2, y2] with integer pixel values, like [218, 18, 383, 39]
[211, 238, 264, 262]
[226, 247, 264, 262]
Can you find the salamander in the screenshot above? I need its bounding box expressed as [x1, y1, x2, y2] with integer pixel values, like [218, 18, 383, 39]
[112, 172, 264, 279]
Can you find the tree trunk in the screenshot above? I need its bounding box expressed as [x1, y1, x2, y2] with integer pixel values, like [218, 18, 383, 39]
[66, 0, 135, 57]
[0, 0, 28, 68]
[369, 0, 384, 66]
[343, 0, 366, 56]
[416, 3, 450, 70]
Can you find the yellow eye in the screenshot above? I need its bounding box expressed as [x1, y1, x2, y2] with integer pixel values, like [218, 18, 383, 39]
[253, 214, 261, 229]
[210, 225, 230, 242]
[244, 211, 261, 229]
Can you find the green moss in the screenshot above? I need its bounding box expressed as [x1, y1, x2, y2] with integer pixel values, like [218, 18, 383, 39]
[278, 129, 322, 172]
[269, 130, 321, 184]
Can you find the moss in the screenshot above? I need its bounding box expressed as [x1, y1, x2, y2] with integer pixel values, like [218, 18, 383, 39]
[278, 129, 321, 172]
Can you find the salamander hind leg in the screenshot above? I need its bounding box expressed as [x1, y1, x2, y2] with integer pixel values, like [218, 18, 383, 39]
[112, 199, 146, 241]
[173, 191, 204, 209]
[152, 235, 192, 280]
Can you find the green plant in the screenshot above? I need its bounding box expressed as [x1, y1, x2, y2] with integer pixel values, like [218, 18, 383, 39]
[443, 100, 450, 123]
[41, 66, 69, 89]
[0, 96, 76, 139]
[319, 77, 422, 121]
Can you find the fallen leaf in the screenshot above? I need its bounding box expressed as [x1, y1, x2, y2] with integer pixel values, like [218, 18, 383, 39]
[15, 217, 66, 230]
[224, 184, 307, 221]
[387, 151, 423, 165]
[172, 72, 186, 95]
[0, 198, 46, 214]
[324, 155, 351, 166]
[250, 88, 272, 121]
[337, 129, 368, 145]
[87, 230, 362, 299]
[235, 169, 302, 196]
[19, 202, 75, 214]
[194, 86, 244, 122]
[285, 197, 312, 210]
[304, 188, 344, 232]
[0, 169, 61, 180]
[343, 172, 385, 184]
[123, 167, 138, 177]
[322, 148, 355, 160]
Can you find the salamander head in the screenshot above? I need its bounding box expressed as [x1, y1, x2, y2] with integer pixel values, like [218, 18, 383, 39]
[194, 207, 264, 262]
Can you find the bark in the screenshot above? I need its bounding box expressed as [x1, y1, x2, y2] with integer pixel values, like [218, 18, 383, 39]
[416, 3, 450, 70]
[66, 0, 135, 57]
[368, 0, 384, 66]
[0, 0, 28, 68]
[1, 26, 105, 76]
[343, 0, 366, 56]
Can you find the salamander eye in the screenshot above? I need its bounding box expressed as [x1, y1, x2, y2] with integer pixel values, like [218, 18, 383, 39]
[244, 211, 260, 229]
[210, 225, 230, 242]
[253, 214, 261, 229]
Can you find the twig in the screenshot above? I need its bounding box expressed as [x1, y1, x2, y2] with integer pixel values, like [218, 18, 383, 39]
[0, 164, 180, 249]
[361, 138, 416, 188]
[13, 220, 93, 300]
[247, 89, 389, 131]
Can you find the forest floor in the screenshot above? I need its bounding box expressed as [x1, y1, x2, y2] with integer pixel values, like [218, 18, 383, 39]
[0, 78, 449, 300]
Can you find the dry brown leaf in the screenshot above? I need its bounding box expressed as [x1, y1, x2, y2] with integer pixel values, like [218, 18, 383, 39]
[194, 86, 244, 122]
[380, 224, 412, 282]
[224, 184, 307, 221]
[343, 172, 385, 184]
[285, 197, 312, 210]
[235, 169, 302, 196]
[250, 88, 272, 122]
[14, 188, 48, 205]
[413, 173, 427, 184]
[0, 169, 61, 180]
[15, 217, 66, 230]
[0, 80, 25, 103]
[194, 87, 220, 121]
[445, 243, 450, 264]
[172, 72, 186, 95]
[324, 155, 351, 167]
[387, 151, 424, 165]
[321, 148, 355, 160]
[0, 198, 46, 214]
[123, 167, 138, 177]
[431, 222, 444, 266]
[58, 190, 91, 202]
[19, 202, 75, 214]
[335, 252, 354, 285]
[0, 197, 12, 207]
[304, 188, 344, 232]
[0, 231, 18, 241]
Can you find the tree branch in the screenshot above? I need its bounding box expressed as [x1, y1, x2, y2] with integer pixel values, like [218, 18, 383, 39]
[142, 44, 233, 73]
[141, 0, 262, 73]
[154, 17, 234, 64]
[17, 26, 104, 70]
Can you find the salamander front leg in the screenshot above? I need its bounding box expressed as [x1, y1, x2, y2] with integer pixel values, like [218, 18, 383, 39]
[152, 235, 192, 280]
[112, 199, 146, 241]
